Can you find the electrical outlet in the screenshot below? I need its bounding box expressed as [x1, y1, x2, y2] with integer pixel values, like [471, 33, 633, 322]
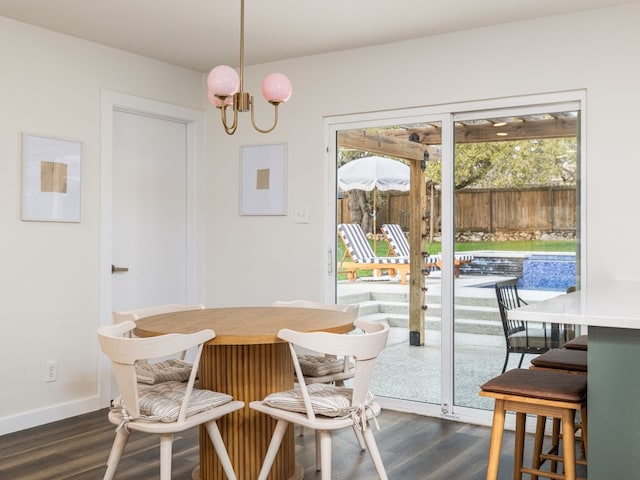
[45, 360, 57, 382]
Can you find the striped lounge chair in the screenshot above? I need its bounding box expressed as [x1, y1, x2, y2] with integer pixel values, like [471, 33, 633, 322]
[381, 224, 474, 278]
[337, 223, 411, 284]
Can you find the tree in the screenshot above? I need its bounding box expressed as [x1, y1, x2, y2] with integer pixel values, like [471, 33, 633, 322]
[424, 138, 577, 189]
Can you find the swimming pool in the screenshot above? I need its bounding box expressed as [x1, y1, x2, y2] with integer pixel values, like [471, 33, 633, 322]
[519, 254, 576, 291]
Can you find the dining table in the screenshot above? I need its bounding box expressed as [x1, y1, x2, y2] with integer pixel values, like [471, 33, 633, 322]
[506, 281, 640, 479]
[134, 306, 355, 480]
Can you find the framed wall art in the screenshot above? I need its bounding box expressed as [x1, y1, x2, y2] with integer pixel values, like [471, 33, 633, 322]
[240, 143, 287, 215]
[21, 133, 82, 222]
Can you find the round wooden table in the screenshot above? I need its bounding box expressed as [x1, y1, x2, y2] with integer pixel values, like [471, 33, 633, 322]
[135, 306, 355, 480]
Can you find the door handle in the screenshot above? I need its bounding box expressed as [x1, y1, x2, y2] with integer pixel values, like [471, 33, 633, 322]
[111, 264, 129, 274]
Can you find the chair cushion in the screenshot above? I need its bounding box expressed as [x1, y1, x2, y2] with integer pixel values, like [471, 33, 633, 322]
[113, 381, 233, 422]
[481, 369, 587, 403]
[135, 358, 193, 385]
[531, 348, 588, 372]
[264, 383, 374, 417]
[297, 354, 346, 377]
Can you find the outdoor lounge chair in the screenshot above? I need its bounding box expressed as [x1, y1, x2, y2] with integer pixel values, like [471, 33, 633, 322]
[337, 223, 411, 284]
[381, 224, 474, 278]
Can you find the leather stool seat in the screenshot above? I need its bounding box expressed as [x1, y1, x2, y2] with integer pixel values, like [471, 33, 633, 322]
[564, 334, 588, 351]
[531, 348, 587, 373]
[480, 369, 588, 480]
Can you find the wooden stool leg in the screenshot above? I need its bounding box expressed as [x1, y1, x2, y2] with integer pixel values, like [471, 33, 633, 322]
[514, 412, 526, 480]
[532, 415, 546, 480]
[486, 399, 506, 480]
[551, 417, 560, 473]
[581, 405, 588, 462]
[561, 409, 577, 480]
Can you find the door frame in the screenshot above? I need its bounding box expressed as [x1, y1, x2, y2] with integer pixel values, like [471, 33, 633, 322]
[98, 90, 205, 406]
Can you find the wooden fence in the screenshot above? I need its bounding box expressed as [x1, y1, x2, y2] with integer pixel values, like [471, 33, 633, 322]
[337, 186, 576, 234]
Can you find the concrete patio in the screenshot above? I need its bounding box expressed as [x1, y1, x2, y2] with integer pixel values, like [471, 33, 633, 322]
[336, 273, 563, 411]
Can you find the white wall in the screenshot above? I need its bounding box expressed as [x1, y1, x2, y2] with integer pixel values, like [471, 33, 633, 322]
[2, 3, 640, 433]
[0, 17, 204, 434]
[203, 3, 640, 307]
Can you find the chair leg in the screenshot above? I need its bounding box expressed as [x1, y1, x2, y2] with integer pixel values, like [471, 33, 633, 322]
[514, 412, 526, 480]
[315, 430, 321, 471]
[502, 352, 510, 373]
[317, 430, 332, 480]
[580, 405, 588, 462]
[257, 420, 289, 480]
[362, 427, 388, 480]
[531, 415, 547, 480]
[517, 353, 525, 369]
[486, 399, 506, 480]
[103, 428, 129, 480]
[561, 409, 577, 480]
[352, 425, 367, 450]
[205, 420, 237, 480]
[158, 433, 173, 480]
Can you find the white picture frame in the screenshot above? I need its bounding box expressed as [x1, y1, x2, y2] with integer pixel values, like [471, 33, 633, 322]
[240, 143, 287, 215]
[21, 133, 82, 222]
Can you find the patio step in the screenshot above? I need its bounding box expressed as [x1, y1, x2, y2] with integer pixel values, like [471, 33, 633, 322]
[357, 311, 504, 336]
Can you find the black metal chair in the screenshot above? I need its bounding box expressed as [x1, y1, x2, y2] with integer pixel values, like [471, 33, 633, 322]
[494, 279, 574, 373]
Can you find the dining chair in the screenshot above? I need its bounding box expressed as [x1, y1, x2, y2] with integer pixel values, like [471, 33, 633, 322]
[495, 279, 574, 373]
[250, 319, 390, 480]
[97, 320, 244, 480]
[272, 300, 359, 385]
[113, 304, 205, 384]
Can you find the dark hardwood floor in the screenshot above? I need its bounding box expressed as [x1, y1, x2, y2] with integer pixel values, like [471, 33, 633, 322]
[0, 408, 561, 479]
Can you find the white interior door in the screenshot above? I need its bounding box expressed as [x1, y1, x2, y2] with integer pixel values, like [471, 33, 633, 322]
[111, 110, 188, 311]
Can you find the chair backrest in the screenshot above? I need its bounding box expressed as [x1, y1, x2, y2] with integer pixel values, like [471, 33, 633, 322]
[278, 319, 389, 419]
[272, 299, 359, 318]
[97, 321, 214, 422]
[113, 304, 205, 324]
[381, 224, 410, 257]
[337, 224, 377, 262]
[494, 279, 527, 337]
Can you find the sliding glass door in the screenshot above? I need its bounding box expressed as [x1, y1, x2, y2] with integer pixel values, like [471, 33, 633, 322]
[326, 93, 584, 422]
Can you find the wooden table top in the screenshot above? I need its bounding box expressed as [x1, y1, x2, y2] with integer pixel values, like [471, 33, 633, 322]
[134, 306, 355, 345]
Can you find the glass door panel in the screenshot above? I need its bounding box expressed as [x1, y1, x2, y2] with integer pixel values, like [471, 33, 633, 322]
[451, 110, 580, 411]
[335, 120, 442, 405]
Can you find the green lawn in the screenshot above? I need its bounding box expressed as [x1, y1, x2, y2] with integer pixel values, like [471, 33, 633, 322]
[337, 239, 576, 281]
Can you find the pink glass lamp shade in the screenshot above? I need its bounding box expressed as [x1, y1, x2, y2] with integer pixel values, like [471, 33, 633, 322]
[207, 65, 240, 98]
[261, 73, 292, 104]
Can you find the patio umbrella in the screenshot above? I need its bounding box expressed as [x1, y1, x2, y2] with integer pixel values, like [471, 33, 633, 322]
[338, 155, 410, 250]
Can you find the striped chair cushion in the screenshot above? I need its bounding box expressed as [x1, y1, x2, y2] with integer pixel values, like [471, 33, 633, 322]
[297, 354, 346, 377]
[338, 224, 410, 265]
[113, 381, 233, 422]
[264, 383, 374, 418]
[135, 359, 193, 385]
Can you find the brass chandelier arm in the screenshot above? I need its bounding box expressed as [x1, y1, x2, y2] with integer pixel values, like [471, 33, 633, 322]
[250, 100, 280, 134]
[220, 104, 239, 135]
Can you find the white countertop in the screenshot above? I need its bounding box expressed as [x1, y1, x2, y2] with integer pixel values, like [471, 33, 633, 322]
[508, 280, 640, 329]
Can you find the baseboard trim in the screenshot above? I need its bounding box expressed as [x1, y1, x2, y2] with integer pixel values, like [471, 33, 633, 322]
[0, 396, 101, 435]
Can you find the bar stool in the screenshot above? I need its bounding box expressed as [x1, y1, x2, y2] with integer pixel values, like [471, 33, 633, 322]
[480, 369, 588, 480]
[529, 348, 588, 476]
[563, 334, 588, 351]
[530, 348, 587, 375]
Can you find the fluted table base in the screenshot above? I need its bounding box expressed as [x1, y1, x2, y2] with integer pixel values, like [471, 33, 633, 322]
[197, 343, 295, 480]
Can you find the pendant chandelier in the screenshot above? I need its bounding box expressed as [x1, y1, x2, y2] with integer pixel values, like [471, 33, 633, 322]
[206, 0, 292, 135]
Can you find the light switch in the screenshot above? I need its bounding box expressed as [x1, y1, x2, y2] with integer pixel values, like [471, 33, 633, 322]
[294, 204, 310, 223]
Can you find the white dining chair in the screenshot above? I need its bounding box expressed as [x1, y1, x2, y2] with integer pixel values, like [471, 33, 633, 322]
[97, 320, 244, 480]
[272, 300, 359, 385]
[250, 319, 390, 480]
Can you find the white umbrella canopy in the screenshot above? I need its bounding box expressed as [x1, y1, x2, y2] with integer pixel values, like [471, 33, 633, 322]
[338, 156, 410, 193]
[338, 156, 410, 250]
